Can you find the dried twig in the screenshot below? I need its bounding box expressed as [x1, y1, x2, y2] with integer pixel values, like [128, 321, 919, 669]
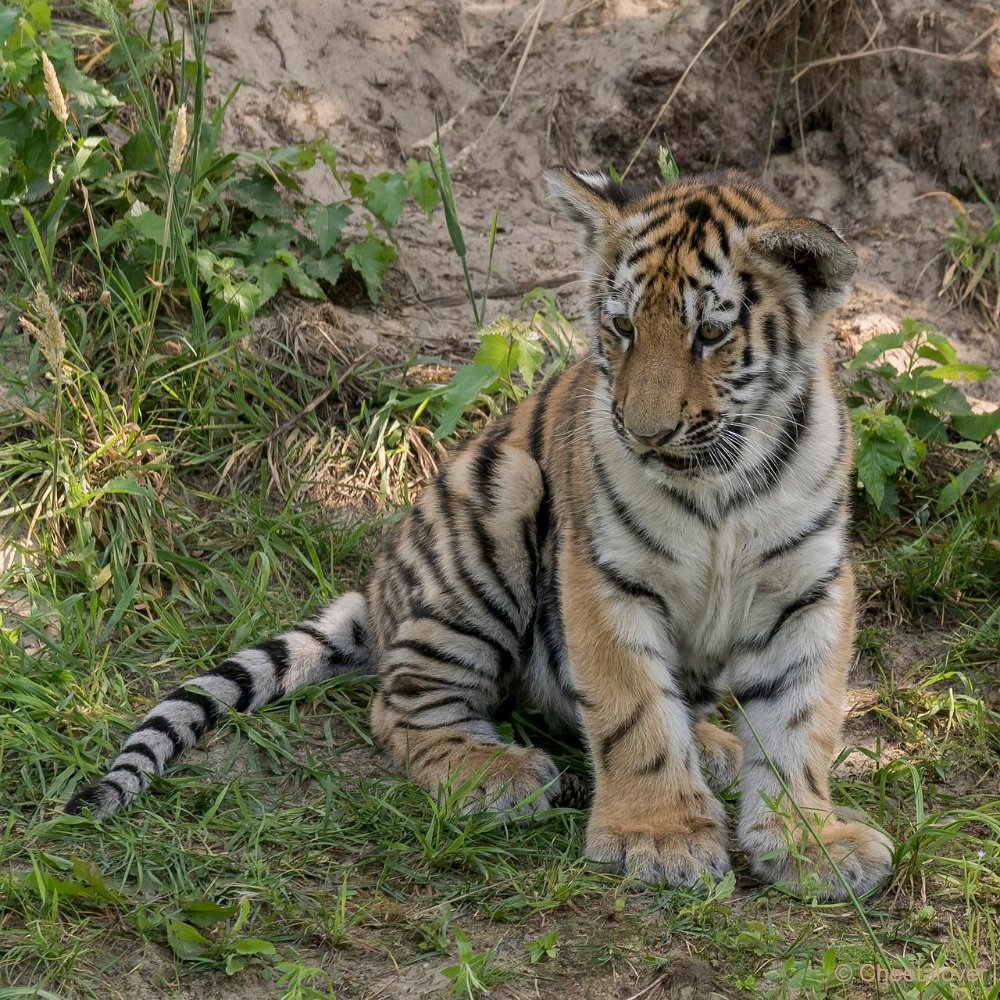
[789, 21, 998, 83]
[412, 271, 578, 310]
[623, 971, 671, 1000]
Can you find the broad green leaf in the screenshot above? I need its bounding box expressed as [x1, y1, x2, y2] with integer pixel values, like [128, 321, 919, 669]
[274, 249, 324, 298]
[344, 232, 396, 303]
[302, 252, 344, 287]
[225, 955, 246, 976]
[129, 208, 167, 246]
[249, 259, 286, 305]
[24, 0, 50, 29]
[920, 382, 973, 416]
[228, 175, 292, 220]
[0, 7, 22, 43]
[405, 158, 439, 216]
[473, 333, 511, 375]
[936, 457, 986, 513]
[513, 330, 544, 388]
[304, 201, 350, 254]
[0, 136, 14, 172]
[246, 219, 302, 260]
[923, 362, 990, 381]
[231, 937, 277, 956]
[180, 899, 238, 928]
[952, 410, 1000, 441]
[121, 130, 157, 172]
[845, 331, 908, 368]
[166, 919, 212, 960]
[364, 171, 407, 229]
[433, 363, 498, 443]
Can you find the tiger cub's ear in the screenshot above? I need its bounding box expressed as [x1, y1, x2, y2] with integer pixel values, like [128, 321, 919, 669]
[545, 167, 633, 237]
[747, 217, 857, 314]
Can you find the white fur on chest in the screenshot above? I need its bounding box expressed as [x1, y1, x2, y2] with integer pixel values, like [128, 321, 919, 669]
[589, 393, 845, 663]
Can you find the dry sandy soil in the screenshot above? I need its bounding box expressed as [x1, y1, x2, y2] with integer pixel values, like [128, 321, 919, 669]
[203, 0, 1000, 396]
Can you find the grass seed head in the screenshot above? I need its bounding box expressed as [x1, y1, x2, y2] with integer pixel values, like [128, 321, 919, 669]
[40, 51, 68, 125]
[22, 284, 66, 382]
[168, 105, 188, 178]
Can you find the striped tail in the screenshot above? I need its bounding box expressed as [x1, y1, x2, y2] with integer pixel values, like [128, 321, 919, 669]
[65, 591, 371, 819]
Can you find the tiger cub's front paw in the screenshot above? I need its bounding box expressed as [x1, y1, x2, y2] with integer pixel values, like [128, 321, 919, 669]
[742, 814, 894, 900]
[586, 793, 730, 886]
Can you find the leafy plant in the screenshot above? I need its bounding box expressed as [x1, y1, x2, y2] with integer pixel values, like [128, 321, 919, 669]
[441, 926, 508, 999]
[430, 289, 577, 443]
[0, 0, 438, 340]
[844, 320, 1000, 515]
[525, 929, 559, 964]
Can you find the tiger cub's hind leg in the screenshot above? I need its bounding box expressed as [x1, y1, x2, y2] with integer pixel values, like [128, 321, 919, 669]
[372, 656, 560, 816]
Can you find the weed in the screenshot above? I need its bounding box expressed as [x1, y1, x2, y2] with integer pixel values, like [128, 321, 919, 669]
[441, 926, 510, 999]
[941, 178, 1000, 331]
[845, 319, 1000, 516]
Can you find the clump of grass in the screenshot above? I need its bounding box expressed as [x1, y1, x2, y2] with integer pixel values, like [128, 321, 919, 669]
[940, 179, 1000, 332]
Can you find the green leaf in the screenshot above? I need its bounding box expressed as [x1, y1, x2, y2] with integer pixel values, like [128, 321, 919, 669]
[344, 231, 396, 303]
[936, 457, 987, 514]
[364, 171, 407, 229]
[845, 331, 908, 369]
[231, 937, 277, 957]
[180, 899, 238, 928]
[224, 955, 246, 976]
[166, 919, 212, 961]
[246, 219, 302, 260]
[69, 858, 124, 903]
[129, 208, 167, 246]
[302, 253, 344, 287]
[473, 333, 511, 375]
[852, 406, 920, 512]
[513, 331, 544, 388]
[405, 158, 439, 216]
[268, 144, 316, 172]
[428, 143, 465, 258]
[305, 201, 350, 254]
[24, 0, 50, 30]
[433, 363, 498, 443]
[48, 35, 119, 113]
[0, 7, 22, 44]
[228, 175, 292, 221]
[249, 260, 286, 305]
[923, 362, 990, 381]
[121, 130, 157, 172]
[0, 136, 14, 172]
[316, 137, 339, 180]
[274, 249, 324, 298]
[920, 382, 973, 416]
[952, 410, 1000, 441]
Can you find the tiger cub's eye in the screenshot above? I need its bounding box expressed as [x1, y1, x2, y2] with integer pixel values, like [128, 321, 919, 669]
[611, 315, 634, 338]
[698, 324, 728, 344]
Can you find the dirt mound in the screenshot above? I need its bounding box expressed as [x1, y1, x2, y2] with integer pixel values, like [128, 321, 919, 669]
[200, 0, 1000, 386]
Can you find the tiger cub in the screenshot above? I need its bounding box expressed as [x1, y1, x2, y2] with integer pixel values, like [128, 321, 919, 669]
[67, 168, 894, 900]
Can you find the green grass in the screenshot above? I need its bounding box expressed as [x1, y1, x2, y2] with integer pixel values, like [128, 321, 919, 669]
[2, 3, 1000, 998]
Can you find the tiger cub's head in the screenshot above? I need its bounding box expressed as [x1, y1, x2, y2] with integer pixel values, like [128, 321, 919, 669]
[546, 168, 856, 474]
